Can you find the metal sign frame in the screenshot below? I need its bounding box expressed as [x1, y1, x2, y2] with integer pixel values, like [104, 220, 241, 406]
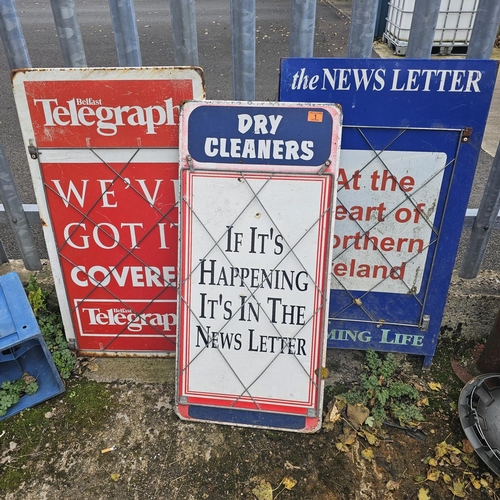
[12, 67, 204, 355]
[175, 100, 341, 431]
[279, 58, 497, 367]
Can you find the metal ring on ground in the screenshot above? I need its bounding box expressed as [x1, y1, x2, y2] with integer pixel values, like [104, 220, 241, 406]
[459, 373, 500, 476]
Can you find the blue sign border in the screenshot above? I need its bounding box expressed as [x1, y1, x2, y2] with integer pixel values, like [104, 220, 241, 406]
[279, 58, 497, 366]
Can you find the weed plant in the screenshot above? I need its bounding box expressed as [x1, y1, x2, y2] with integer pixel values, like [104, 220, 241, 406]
[342, 349, 424, 427]
[0, 377, 38, 417]
[26, 276, 75, 379]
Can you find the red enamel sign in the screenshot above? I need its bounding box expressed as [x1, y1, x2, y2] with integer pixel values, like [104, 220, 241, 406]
[13, 68, 204, 354]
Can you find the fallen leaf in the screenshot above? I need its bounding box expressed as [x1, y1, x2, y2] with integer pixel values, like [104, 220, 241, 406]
[322, 420, 334, 431]
[44, 412, 54, 419]
[427, 468, 440, 482]
[344, 432, 357, 446]
[361, 448, 374, 461]
[8, 442, 17, 451]
[347, 403, 370, 429]
[22, 372, 36, 385]
[462, 439, 475, 454]
[417, 487, 431, 500]
[442, 473, 452, 485]
[449, 453, 462, 467]
[354, 298, 362, 306]
[471, 478, 481, 490]
[362, 430, 378, 446]
[448, 480, 466, 498]
[435, 441, 448, 459]
[335, 442, 348, 452]
[428, 381, 442, 391]
[413, 382, 426, 392]
[414, 475, 427, 483]
[326, 400, 343, 424]
[461, 453, 479, 468]
[110, 473, 120, 482]
[252, 480, 273, 500]
[281, 476, 297, 490]
[417, 397, 429, 407]
[446, 444, 461, 455]
[482, 472, 494, 484]
[480, 478, 489, 488]
[315, 367, 329, 379]
[428, 458, 438, 467]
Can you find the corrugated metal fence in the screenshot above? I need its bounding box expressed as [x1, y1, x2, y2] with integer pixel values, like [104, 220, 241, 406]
[0, 0, 499, 277]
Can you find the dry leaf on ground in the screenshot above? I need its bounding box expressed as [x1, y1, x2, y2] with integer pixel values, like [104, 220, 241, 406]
[252, 480, 273, 500]
[462, 439, 475, 454]
[347, 403, 370, 429]
[281, 476, 297, 490]
[448, 480, 466, 498]
[427, 468, 440, 482]
[418, 487, 431, 500]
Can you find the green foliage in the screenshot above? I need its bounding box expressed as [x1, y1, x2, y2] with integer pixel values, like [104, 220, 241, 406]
[0, 378, 39, 417]
[26, 276, 75, 379]
[341, 349, 424, 427]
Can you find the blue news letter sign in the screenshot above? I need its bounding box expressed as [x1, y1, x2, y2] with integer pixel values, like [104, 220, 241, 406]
[279, 58, 497, 366]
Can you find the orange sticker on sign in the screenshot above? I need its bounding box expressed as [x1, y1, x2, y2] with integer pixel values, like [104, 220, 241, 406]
[308, 111, 324, 122]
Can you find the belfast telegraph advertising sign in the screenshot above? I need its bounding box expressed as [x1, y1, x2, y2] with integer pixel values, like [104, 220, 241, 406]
[279, 58, 497, 366]
[176, 101, 341, 431]
[13, 67, 204, 354]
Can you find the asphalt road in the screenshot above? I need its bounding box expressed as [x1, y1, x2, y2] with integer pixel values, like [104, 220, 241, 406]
[0, 0, 497, 273]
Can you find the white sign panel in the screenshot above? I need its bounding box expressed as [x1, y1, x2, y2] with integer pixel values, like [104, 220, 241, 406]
[332, 150, 446, 294]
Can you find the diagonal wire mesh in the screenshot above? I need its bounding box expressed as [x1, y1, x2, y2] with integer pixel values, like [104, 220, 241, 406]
[41, 148, 179, 350]
[178, 169, 332, 413]
[330, 125, 464, 328]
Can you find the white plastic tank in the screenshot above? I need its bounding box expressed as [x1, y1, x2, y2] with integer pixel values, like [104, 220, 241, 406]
[384, 0, 479, 55]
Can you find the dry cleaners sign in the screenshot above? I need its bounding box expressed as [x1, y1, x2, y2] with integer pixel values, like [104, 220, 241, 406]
[279, 58, 497, 367]
[176, 101, 341, 431]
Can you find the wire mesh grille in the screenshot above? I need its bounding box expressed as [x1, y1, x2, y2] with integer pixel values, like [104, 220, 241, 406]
[177, 169, 333, 415]
[330, 125, 463, 328]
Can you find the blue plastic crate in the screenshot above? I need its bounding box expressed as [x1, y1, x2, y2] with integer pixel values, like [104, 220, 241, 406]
[0, 272, 65, 420]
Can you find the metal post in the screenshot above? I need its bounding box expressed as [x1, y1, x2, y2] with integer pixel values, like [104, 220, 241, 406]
[108, 0, 142, 67]
[0, 0, 31, 70]
[230, 0, 255, 101]
[406, 0, 440, 58]
[348, 0, 379, 58]
[50, 0, 87, 67]
[0, 146, 41, 270]
[460, 142, 500, 278]
[170, 0, 199, 66]
[477, 308, 500, 373]
[467, 0, 500, 60]
[289, 0, 317, 58]
[460, 0, 500, 278]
